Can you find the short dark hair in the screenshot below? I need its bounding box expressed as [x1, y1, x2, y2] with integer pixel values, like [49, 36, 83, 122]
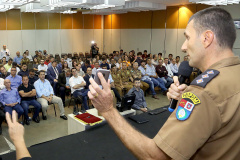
[85, 60, 90, 65]
[111, 64, 116, 68]
[168, 54, 173, 56]
[158, 53, 162, 56]
[101, 64, 108, 69]
[11, 67, 16, 70]
[71, 67, 76, 72]
[12, 62, 17, 67]
[137, 52, 142, 56]
[22, 63, 27, 66]
[8, 58, 13, 62]
[144, 50, 147, 53]
[133, 78, 141, 83]
[39, 70, 45, 74]
[153, 55, 157, 59]
[176, 56, 180, 59]
[141, 60, 146, 64]
[22, 75, 28, 79]
[164, 58, 169, 60]
[29, 69, 35, 73]
[189, 7, 236, 49]
[52, 60, 57, 63]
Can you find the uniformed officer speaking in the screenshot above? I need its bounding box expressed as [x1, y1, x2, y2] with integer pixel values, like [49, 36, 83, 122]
[88, 7, 240, 160]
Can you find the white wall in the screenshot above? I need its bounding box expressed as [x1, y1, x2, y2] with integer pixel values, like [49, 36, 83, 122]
[4, 29, 103, 58]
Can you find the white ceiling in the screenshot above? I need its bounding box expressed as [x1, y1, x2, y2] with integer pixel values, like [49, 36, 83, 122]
[0, 0, 239, 14]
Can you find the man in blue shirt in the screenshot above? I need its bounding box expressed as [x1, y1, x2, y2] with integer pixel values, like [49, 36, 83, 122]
[6, 67, 22, 88]
[145, 58, 168, 95]
[13, 51, 23, 67]
[0, 79, 23, 119]
[34, 70, 67, 120]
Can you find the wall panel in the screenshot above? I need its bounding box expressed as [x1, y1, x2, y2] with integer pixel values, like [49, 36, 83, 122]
[103, 29, 112, 53]
[73, 12, 83, 29]
[166, 7, 179, 29]
[7, 10, 21, 30]
[151, 29, 166, 55]
[178, 5, 196, 29]
[83, 15, 94, 29]
[83, 29, 94, 52]
[111, 29, 121, 51]
[72, 29, 84, 53]
[21, 30, 36, 54]
[61, 14, 72, 29]
[49, 13, 60, 29]
[94, 15, 102, 29]
[48, 29, 61, 54]
[152, 10, 166, 29]
[35, 13, 48, 29]
[60, 29, 73, 53]
[0, 13, 6, 30]
[35, 30, 49, 51]
[104, 15, 112, 29]
[7, 30, 22, 55]
[21, 13, 35, 30]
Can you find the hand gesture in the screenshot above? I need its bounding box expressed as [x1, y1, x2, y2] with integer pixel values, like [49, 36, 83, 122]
[88, 73, 113, 114]
[167, 76, 187, 100]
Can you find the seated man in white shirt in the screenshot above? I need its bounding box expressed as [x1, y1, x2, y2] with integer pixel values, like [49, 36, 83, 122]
[151, 55, 158, 66]
[69, 68, 89, 110]
[38, 59, 48, 75]
[170, 58, 178, 76]
[34, 70, 67, 120]
[163, 58, 174, 78]
[92, 62, 100, 76]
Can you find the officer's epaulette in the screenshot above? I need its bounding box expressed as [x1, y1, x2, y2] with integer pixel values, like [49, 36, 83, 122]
[190, 69, 220, 88]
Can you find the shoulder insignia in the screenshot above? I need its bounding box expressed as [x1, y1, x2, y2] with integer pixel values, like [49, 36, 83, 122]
[176, 92, 201, 121]
[190, 69, 219, 88]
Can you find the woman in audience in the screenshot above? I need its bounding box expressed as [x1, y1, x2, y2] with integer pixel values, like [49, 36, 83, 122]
[123, 55, 131, 67]
[32, 57, 39, 72]
[62, 61, 69, 73]
[78, 58, 84, 65]
[72, 60, 78, 68]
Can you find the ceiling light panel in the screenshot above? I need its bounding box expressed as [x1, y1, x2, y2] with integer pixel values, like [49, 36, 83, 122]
[190, 0, 240, 5]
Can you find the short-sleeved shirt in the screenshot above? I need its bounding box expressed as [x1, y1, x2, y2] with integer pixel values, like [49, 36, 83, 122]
[18, 84, 36, 101]
[153, 57, 240, 160]
[111, 72, 121, 85]
[69, 76, 86, 94]
[118, 70, 131, 83]
[130, 69, 141, 79]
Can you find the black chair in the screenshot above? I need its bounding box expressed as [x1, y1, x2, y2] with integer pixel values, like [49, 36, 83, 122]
[48, 102, 57, 117]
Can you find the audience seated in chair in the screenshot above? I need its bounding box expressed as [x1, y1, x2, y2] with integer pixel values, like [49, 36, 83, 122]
[156, 59, 173, 88]
[4, 58, 13, 71]
[127, 78, 148, 115]
[131, 62, 152, 97]
[6, 67, 22, 89]
[38, 59, 48, 74]
[34, 70, 67, 120]
[18, 75, 41, 125]
[18, 63, 29, 77]
[69, 68, 89, 110]
[0, 79, 24, 122]
[13, 51, 23, 66]
[28, 69, 39, 85]
[118, 62, 133, 96]
[81, 60, 91, 73]
[21, 53, 30, 66]
[47, 60, 61, 95]
[0, 66, 10, 79]
[163, 58, 174, 78]
[146, 58, 167, 95]
[58, 68, 71, 106]
[170, 58, 178, 76]
[8, 62, 20, 74]
[76, 63, 85, 77]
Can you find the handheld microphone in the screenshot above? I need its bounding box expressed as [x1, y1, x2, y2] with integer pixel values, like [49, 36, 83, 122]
[168, 61, 193, 112]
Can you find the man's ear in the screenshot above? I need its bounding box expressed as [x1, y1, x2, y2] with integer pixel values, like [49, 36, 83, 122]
[202, 30, 214, 48]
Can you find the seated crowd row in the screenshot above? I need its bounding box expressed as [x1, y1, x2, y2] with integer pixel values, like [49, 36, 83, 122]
[0, 49, 186, 135]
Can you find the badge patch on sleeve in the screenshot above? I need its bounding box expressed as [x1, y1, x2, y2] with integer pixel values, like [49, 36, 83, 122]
[176, 92, 201, 121]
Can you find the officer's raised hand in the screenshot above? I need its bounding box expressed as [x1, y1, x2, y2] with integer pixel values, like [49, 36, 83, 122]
[167, 76, 188, 100]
